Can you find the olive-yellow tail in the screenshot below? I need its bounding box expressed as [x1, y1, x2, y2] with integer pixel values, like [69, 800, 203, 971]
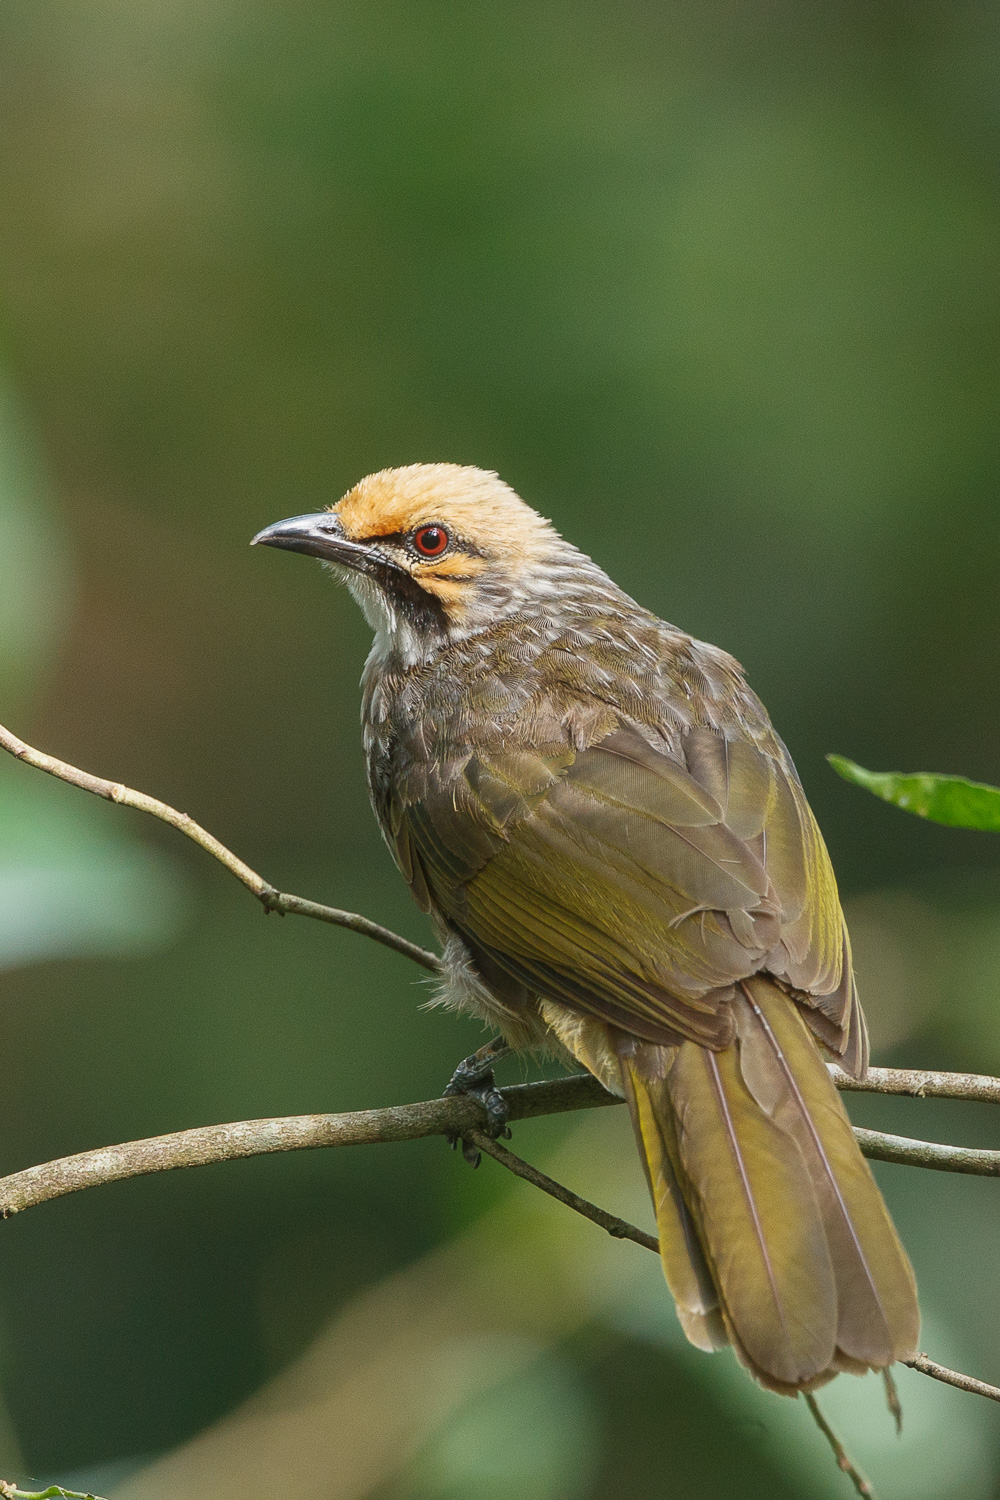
[619, 976, 919, 1394]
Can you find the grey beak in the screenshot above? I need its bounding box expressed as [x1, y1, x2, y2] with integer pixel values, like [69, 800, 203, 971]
[252, 510, 409, 590]
[250, 510, 389, 573]
[251, 511, 357, 564]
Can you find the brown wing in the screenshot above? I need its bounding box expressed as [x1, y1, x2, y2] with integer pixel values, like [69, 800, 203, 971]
[384, 719, 865, 1074]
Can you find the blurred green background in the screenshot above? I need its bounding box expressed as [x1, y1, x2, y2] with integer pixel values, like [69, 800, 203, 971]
[1, 2, 1000, 1495]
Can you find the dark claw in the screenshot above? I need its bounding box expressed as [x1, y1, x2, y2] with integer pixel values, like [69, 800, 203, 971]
[445, 1130, 482, 1166]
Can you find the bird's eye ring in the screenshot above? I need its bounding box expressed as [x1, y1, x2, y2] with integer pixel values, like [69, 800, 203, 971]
[412, 525, 450, 557]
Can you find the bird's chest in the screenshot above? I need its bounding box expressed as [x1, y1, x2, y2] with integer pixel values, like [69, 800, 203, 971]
[361, 651, 540, 818]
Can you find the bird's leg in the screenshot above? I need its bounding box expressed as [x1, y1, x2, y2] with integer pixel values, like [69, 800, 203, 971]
[443, 1036, 512, 1165]
[444, 1035, 512, 1109]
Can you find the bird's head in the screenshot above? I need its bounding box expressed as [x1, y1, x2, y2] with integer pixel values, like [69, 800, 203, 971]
[252, 463, 577, 661]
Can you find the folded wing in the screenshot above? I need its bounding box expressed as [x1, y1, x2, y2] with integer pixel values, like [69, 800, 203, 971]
[387, 717, 865, 1073]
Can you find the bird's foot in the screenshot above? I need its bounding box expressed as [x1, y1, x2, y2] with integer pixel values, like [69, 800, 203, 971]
[443, 1037, 512, 1167]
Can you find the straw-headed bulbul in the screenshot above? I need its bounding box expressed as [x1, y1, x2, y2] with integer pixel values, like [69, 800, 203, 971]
[253, 462, 918, 1396]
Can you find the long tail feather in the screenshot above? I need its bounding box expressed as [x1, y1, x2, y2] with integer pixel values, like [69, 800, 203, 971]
[618, 977, 919, 1393]
[739, 977, 919, 1368]
[619, 1055, 727, 1352]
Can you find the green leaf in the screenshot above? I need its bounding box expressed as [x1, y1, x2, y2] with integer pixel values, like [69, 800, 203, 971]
[827, 755, 1000, 832]
[1, 1487, 110, 1500]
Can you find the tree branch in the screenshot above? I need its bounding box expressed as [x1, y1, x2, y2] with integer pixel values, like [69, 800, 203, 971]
[0, 1076, 616, 1218]
[831, 1064, 1000, 1105]
[2, 1069, 1000, 1224]
[853, 1127, 1000, 1175]
[0, 722, 440, 973]
[903, 1354, 1000, 1403]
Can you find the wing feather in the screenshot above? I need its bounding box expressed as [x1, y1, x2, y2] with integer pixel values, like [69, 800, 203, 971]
[384, 708, 859, 1068]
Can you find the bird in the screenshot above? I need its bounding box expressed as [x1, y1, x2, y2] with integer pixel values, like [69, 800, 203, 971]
[252, 462, 919, 1396]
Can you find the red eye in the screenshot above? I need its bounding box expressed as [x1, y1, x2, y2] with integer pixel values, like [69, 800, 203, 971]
[413, 525, 449, 557]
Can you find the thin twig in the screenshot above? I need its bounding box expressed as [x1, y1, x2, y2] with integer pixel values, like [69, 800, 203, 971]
[0, 722, 440, 973]
[853, 1127, 1000, 1176]
[831, 1064, 1000, 1105]
[467, 1130, 659, 1252]
[803, 1394, 875, 1497]
[903, 1353, 1000, 1404]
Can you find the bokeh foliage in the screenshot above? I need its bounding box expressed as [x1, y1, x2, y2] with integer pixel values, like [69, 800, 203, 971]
[1, 2, 1000, 1495]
